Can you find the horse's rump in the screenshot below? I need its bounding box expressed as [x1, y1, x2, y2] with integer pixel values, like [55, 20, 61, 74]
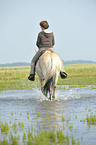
[36, 51, 63, 88]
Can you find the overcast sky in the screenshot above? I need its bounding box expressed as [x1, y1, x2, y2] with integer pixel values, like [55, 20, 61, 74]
[0, 0, 96, 64]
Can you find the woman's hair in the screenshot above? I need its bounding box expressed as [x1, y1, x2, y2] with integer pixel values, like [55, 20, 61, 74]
[40, 21, 49, 29]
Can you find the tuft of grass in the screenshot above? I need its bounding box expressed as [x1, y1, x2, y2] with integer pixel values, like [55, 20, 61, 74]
[62, 115, 65, 121]
[18, 122, 24, 129]
[11, 112, 13, 116]
[72, 135, 76, 145]
[20, 112, 22, 116]
[69, 124, 73, 131]
[85, 106, 88, 110]
[1, 122, 9, 135]
[27, 114, 29, 119]
[86, 114, 96, 125]
[12, 122, 18, 134]
[37, 112, 40, 117]
[57, 129, 65, 143]
[80, 119, 85, 122]
[75, 115, 77, 119]
[23, 132, 27, 142]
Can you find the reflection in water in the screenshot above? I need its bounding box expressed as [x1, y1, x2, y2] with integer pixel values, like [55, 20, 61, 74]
[0, 87, 96, 145]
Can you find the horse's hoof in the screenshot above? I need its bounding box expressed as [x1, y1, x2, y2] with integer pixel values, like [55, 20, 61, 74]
[49, 96, 52, 101]
[52, 96, 55, 99]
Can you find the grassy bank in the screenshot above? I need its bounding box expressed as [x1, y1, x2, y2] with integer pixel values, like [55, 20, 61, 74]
[0, 64, 96, 91]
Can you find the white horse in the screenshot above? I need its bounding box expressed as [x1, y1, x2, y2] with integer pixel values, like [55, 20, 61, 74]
[36, 51, 63, 100]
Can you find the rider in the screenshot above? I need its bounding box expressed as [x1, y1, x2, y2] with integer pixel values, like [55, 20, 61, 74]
[28, 21, 67, 81]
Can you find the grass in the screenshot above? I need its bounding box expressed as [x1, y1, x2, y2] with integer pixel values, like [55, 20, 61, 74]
[1, 122, 9, 135]
[0, 64, 96, 91]
[80, 109, 96, 125]
[58, 63, 96, 86]
[0, 119, 80, 145]
[0, 66, 40, 91]
[0, 106, 82, 145]
[86, 114, 96, 125]
[0, 104, 96, 145]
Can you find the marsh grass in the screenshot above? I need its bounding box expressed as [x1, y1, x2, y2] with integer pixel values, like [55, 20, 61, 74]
[1, 122, 9, 135]
[0, 127, 80, 145]
[0, 64, 96, 91]
[0, 110, 80, 145]
[62, 114, 65, 121]
[80, 108, 96, 126]
[86, 114, 96, 125]
[1, 103, 95, 145]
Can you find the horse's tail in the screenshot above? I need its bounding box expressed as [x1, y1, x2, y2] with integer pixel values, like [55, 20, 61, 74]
[42, 76, 53, 96]
[42, 70, 59, 97]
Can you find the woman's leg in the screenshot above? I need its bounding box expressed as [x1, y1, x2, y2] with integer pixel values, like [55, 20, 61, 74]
[28, 50, 43, 81]
[30, 50, 42, 74]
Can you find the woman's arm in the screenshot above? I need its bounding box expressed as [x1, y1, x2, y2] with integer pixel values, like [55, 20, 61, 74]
[52, 32, 55, 46]
[36, 33, 41, 48]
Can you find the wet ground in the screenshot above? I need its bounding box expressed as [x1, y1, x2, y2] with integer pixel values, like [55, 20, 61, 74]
[0, 86, 96, 145]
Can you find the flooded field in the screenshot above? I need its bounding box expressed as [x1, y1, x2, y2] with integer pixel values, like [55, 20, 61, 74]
[0, 86, 96, 145]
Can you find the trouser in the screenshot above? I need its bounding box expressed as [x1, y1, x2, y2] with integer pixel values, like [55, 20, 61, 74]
[30, 48, 65, 74]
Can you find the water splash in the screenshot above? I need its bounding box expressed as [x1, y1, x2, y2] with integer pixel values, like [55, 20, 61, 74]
[33, 87, 49, 101]
[55, 87, 96, 101]
[0, 87, 96, 102]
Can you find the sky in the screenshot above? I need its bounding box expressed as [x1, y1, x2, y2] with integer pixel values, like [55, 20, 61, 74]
[0, 0, 96, 64]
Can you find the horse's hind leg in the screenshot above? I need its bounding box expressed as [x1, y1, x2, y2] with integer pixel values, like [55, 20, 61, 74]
[52, 75, 58, 99]
[52, 86, 56, 99]
[49, 88, 52, 100]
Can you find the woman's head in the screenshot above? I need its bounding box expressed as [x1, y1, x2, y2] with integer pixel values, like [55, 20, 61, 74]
[40, 21, 49, 29]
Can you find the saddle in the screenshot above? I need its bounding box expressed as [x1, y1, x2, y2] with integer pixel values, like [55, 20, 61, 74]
[36, 50, 52, 63]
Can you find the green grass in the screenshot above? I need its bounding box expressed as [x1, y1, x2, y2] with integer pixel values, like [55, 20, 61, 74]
[0, 66, 40, 91]
[58, 63, 96, 86]
[0, 107, 82, 145]
[86, 114, 96, 125]
[0, 121, 80, 145]
[1, 105, 96, 145]
[1, 122, 9, 135]
[0, 64, 96, 91]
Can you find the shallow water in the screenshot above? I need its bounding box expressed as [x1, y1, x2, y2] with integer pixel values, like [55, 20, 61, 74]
[0, 87, 96, 145]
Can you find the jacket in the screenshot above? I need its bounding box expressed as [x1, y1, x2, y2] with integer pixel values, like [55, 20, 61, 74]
[36, 30, 55, 49]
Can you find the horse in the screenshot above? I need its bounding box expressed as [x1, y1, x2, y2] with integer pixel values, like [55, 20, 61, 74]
[36, 51, 63, 100]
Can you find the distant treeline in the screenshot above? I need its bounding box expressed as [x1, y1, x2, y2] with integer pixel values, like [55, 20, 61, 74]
[0, 60, 96, 67]
[0, 62, 30, 67]
[63, 60, 96, 65]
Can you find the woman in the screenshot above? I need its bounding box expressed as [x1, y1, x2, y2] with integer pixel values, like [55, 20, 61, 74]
[28, 21, 67, 81]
